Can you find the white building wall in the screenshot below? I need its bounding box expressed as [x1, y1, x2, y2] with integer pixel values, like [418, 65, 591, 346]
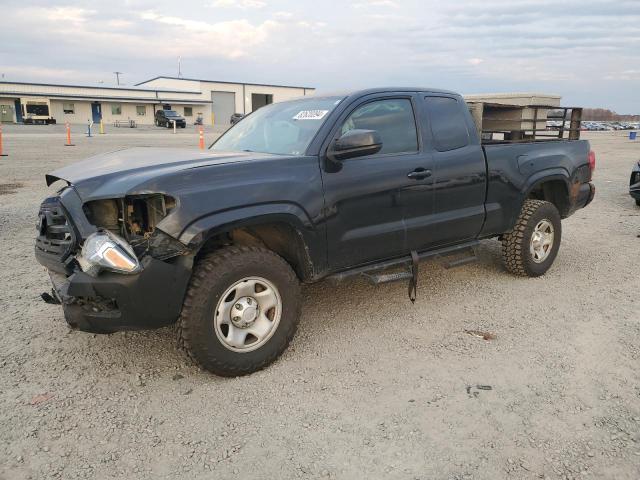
[137, 78, 315, 126]
[102, 102, 156, 125]
[0, 78, 313, 125]
[168, 104, 203, 124]
[243, 84, 311, 113]
[192, 81, 312, 117]
[0, 97, 18, 122]
[50, 100, 93, 124]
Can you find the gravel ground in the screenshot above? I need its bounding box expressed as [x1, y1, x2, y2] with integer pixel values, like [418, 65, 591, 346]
[0, 125, 639, 480]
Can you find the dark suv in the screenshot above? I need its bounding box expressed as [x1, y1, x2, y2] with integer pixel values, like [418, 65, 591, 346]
[155, 110, 186, 128]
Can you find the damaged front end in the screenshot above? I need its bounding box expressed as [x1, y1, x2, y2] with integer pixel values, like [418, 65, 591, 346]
[82, 194, 189, 262]
[35, 187, 193, 333]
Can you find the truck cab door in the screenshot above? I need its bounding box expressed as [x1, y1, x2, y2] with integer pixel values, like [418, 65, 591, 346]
[417, 95, 487, 248]
[320, 94, 435, 270]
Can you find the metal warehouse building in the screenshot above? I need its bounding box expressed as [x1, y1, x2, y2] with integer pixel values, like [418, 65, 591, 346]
[0, 76, 314, 127]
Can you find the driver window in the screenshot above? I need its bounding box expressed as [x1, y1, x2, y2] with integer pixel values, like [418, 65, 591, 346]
[341, 98, 418, 155]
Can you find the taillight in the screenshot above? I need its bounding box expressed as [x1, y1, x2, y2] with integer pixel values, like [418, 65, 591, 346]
[588, 150, 596, 172]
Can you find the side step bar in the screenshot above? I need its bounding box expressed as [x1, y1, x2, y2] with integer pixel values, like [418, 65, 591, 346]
[442, 254, 478, 269]
[327, 240, 480, 284]
[362, 271, 413, 285]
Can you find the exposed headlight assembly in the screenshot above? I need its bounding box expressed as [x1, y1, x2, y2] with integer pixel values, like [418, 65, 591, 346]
[78, 231, 141, 276]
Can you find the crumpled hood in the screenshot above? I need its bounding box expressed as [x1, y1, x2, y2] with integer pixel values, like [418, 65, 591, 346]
[46, 147, 273, 200]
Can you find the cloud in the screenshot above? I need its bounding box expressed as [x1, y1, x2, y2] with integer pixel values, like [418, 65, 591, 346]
[0, 0, 639, 112]
[139, 11, 279, 58]
[354, 0, 398, 8]
[0, 65, 84, 81]
[44, 7, 95, 23]
[209, 0, 267, 9]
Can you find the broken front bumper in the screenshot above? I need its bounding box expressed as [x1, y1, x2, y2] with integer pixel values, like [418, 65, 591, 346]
[48, 255, 192, 334]
[36, 187, 193, 334]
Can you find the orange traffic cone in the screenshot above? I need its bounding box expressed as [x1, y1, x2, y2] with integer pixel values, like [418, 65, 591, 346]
[65, 122, 75, 146]
[0, 125, 7, 157]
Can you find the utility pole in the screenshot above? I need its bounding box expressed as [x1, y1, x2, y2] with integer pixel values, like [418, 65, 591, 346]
[113, 71, 123, 85]
[178, 57, 182, 78]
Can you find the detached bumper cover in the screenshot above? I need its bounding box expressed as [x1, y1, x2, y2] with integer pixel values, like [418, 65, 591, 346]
[50, 255, 192, 334]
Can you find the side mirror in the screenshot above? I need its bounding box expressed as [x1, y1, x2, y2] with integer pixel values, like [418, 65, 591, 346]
[328, 129, 383, 162]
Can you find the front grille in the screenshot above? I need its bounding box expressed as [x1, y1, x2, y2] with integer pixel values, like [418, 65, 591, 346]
[35, 197, 76, 261]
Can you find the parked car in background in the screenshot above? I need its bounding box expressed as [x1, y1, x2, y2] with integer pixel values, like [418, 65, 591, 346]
[630, 161, 640, 206]
[230, 113, 244, 125]
[155, 110, 186, 128]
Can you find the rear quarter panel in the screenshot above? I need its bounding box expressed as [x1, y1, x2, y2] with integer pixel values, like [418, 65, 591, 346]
[481, 139, 590, 237]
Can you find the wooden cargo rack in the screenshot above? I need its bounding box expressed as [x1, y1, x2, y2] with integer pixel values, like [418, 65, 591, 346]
[466, 101, 582, 144]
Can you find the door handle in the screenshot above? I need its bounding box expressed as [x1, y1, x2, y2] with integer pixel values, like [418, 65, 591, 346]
[407, 168, 432, 180]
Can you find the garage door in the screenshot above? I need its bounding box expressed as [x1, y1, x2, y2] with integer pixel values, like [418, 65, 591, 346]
[211, 91, 236, 126]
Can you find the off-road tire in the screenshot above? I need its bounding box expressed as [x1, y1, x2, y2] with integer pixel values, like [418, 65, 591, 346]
[177, 245, 301, 376]
[501, 199, 562, 277]
[635, 198, 640, 207]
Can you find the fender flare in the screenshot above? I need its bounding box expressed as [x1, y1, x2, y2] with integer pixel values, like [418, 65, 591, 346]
[178, 202, 325, 276]
[521, 168, 571, 199]
[519, 168, 576, 219]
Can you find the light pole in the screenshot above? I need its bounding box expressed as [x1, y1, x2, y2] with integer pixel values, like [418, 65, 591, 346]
[113, 71, 123, 85]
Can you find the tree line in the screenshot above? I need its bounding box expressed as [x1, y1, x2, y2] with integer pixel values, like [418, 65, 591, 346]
[581, 108, 640, 121]
[548, 109, 639, 121]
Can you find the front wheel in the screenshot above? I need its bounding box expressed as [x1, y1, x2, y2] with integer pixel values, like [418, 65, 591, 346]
[177, 245, 301, 376]
[635, 198, 640, 207]
[501, 199, 562, 277]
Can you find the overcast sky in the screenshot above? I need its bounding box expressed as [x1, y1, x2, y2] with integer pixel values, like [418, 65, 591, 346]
[1, 0, 639, 113]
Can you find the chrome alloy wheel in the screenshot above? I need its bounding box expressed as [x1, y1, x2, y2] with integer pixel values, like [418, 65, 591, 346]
[214, 277, 282, 352]
[529, 219, 554, 263]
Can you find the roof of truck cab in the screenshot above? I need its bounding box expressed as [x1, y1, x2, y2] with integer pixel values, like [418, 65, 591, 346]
[313, 87, 460, 99]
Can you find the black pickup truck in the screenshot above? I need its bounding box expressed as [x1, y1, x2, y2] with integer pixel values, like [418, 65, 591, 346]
[35, 88, 595, 376]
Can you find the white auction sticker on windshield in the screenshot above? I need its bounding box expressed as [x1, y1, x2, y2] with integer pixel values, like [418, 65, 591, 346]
[293, 110, 329, 120]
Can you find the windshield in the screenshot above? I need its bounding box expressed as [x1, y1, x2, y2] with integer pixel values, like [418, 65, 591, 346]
[211, 96, 344, 155]
[163, 110, 178, 116]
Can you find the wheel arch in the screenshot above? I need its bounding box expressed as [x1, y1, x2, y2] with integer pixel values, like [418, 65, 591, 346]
[181, 206, 324, 281]
[522, 170, 572, 218]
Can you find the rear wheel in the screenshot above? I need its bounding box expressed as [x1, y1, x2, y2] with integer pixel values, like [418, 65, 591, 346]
[177, 245, 301, 376]
[501, 199, 562, 277]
